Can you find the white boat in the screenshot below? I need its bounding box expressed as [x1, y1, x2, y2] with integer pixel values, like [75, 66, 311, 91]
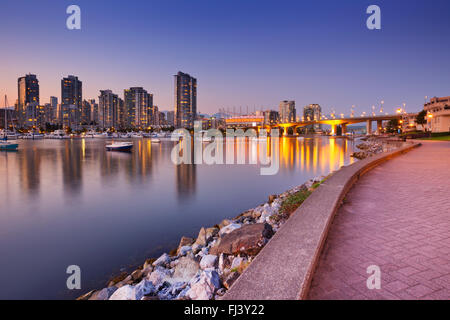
[150, 138, 161, 143]
[21, 133, 44, 140]
[106, 142, 133, 152]
[131, 133, 143, 138]
[93, 132, 108, 138]
[48, 130, 70, 139]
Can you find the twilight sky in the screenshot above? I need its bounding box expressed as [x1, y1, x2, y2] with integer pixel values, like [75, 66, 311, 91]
[1, 0, 449, 115]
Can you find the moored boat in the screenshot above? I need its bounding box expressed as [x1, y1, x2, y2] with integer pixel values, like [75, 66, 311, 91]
[0, 141, 19, 151]
[106, 142, 133, 152]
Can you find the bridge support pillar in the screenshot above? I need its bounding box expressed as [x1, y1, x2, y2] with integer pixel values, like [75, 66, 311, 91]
[376, 120, 383, 135]
[331, 124, 337, 136]
[341, 124, 347, 135]
[366, 120, 372, 135]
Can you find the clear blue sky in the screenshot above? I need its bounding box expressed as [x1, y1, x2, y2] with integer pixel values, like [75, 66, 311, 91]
[1, 0, 449, 115]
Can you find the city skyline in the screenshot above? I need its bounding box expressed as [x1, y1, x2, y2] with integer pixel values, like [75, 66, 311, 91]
[1, 1, 450, 115]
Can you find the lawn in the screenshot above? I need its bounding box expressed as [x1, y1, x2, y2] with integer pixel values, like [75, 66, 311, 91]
[419, 135, 450, 141]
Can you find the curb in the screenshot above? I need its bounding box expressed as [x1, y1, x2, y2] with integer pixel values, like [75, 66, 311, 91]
[223, 142, 421, 300]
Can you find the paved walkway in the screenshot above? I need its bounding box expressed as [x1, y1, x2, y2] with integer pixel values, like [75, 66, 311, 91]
[308, 141, 450, 300]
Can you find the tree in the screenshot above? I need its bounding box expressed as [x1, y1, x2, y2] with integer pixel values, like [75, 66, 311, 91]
[416, 110, 427, 131]
[386, 119, 399, 133]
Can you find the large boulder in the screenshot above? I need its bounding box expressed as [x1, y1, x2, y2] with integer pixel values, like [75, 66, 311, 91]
[109, 280, 156, 300]
[194, 227, 219, 247]
[176, 236, 194, 255]
[187, 270, 221, 300]
[210, 223, 273, 256]
[169, 255, 200, 284]
[152, 253, 171, 267]
[199, 254, 218, 269]
[147, 266, 172, 288]
[89, 287, 118, 300]
[219, 223, 241, 236]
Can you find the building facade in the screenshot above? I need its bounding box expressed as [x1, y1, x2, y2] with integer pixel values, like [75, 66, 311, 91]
[279, 100, 296, 123]
[98, 90, 119, 129]
[17, 74, 39, 127]
[303, 104, 322, 131]
[61, 75, 82, 129]
[174, 71, 197, 128]
[424, 96, 450, 133]
[124, 87, 153, 129]
[263, 110, 280, 125]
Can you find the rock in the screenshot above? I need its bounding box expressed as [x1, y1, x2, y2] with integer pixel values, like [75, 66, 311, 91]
[219, 223, 241, 236]
[230, 256, 246, 270]
[109, 285, 136, 300]
[76, 290, 96, 300]
[200, 254, 218, 269]
[131, 269, 143, 282]
[187, 270, 221, 300]
[216, 288, 226, 296]
[194, 227, 208, 246]
[205, 227, 219, 241]
[192, 243, 202, 254]
[223, 272, 240, 290]
[153, 253, 171, 267]
[178, 245, 192, 256]
[142, 265, 153, 278]
[147, 266, 172, 288]
[170, 255, 200, 284]
[134, 279, 156, 300]
[89, 287, 118, 300]
[218, 253, 231, 273]
[210, 223, 273, 256]
[258, 207, 276, 223]
[177, 236, 194, 255]
[141, 295, 160, 300]
[268, 194, 277, 204]
[143, 258, 154, 270]
[218, 219, 231, 229]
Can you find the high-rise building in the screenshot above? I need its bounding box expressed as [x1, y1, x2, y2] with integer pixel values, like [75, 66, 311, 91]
[263, 110, 280, 125]
[124, 87, 153, 128]
[166, 111, 175, 127]
[303, 104, 322, 131]
[98, 90, 119, 129]
[88, 99, 99, 125]
[279, 100, 296, 123]
[17, 74, 39, 127]
[81, 100, 92, 125]
[61, 75, 82, 129]
[174, 71, 197, 128]
[49, 96, 58, 124]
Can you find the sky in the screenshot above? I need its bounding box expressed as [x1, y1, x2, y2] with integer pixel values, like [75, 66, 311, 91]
[1, 0, 450, 116]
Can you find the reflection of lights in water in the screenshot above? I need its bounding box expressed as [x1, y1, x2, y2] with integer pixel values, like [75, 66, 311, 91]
[81, 139, 85, 159]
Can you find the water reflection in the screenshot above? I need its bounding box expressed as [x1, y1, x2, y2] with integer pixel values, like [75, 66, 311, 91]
[0, 136, 356, 299]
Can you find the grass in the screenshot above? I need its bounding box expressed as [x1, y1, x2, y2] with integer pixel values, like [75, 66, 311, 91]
[419, 135, 450, 141]
[279, 188, 312, 216]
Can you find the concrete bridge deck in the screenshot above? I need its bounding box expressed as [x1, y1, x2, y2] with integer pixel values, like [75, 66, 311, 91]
[308, 141, 450, 299]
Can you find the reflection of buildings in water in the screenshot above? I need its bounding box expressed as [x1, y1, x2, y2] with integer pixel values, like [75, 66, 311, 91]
[61, 140, 83, 194]
[278, 137, 355, 175]
[17, 147, 41, 195]
[176, 163, 196, 200]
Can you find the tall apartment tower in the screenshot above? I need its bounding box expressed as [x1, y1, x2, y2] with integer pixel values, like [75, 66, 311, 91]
[174, 71, 197, 128]
[61, 75, 82, 129]
[17, 74, 40, 127]
[303, 104, 322, 131]
[98, 90, 119, 129]
[124, 87, 153, 128]
[279, 100, 296, 123]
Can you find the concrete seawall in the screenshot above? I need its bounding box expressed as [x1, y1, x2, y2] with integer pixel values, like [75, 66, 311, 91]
[223, 142, 421, 300]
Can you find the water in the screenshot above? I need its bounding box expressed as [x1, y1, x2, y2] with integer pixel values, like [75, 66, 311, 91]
[0, 137, 356, 299]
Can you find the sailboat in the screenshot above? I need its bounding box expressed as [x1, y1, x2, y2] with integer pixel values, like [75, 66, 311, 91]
[1, 95, 19, 151]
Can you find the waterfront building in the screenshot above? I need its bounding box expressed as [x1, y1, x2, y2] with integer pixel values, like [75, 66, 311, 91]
[98, 90, 119, 129]
[225, 115, 264, 128]
[424, 96, 450, 133]
[124, 87, 153, 129]
[17, 74, 39, 127]
[49, 96, 58, 124]
[279, 100, 296, 123]
[61, 75, 82, 129]
[174, 71, 197, 129]
[88, 99, 99, 125]
[81, 100, 92, 125]
[166, 111, 175, 126]
[303, 104, 322, 131]
[263, 110, 280, 125]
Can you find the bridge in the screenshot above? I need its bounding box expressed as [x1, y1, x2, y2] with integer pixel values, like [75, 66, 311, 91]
[226, 114, 402, 135]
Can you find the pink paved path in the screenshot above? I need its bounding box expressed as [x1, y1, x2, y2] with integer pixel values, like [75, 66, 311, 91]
[308, 141, 450, 300]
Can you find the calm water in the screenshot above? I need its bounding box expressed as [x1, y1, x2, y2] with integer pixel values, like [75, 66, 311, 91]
[0, 137, 356, 299]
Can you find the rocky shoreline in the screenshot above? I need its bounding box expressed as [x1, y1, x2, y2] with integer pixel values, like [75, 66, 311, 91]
[77, 176, 326, 301]
[350, 137, 389, 160]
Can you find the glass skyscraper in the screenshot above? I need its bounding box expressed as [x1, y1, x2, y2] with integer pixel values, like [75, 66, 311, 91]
[174, 71, 197, 128]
